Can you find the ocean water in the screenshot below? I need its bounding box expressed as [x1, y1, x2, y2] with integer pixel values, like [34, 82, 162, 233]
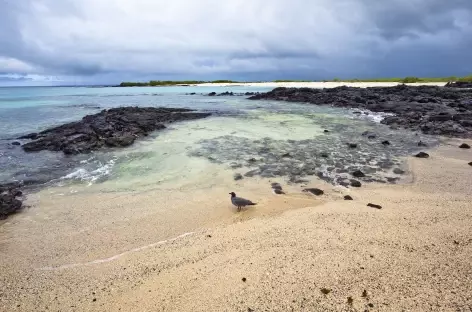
[0, 85, 439, 193]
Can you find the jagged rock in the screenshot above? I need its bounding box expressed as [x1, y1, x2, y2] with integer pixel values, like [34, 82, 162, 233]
[19, 107, 211, 155]
[445, 81, 472, 88]
[249, 86, 472, 138]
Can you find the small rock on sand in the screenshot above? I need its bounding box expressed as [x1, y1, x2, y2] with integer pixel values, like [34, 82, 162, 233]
[303, 188, 324, 196]
[382, 140, 391, 146]
[415, 152, 429, 158]
[367, 203, 382, 209]
[233, 173, 243, 181]
[344, 195, 353, 200]
[459, 143, 470, 149]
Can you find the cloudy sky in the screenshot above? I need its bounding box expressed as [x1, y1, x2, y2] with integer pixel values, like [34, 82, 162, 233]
[1, 0, 471, 85]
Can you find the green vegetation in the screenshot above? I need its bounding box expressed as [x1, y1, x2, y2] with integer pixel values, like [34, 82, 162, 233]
[210, 80, 239, 83]
[119, 80, 204, 87]
[118, 75, 472, 87]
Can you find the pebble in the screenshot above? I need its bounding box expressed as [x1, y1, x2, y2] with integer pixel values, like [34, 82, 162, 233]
[367, 203, 382, 209]
[320, 288, 331, 295]
[303, 188, 324, 196]
[344, 195, 354, 200]
[415, 152, 429, 158]
[459, 143, 470, 149]
[350, 180, 362, 188]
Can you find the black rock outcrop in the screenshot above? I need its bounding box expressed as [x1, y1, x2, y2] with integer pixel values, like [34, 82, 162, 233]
[19, 107, 211, 155]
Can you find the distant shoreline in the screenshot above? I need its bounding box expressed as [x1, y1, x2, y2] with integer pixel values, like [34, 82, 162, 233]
[117, 75, 472, 87]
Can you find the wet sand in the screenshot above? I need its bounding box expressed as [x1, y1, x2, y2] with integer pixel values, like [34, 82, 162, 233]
[1, 140, 471, 311]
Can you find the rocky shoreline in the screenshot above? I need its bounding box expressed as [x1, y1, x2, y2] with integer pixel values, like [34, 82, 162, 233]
[249, 85, 472, 138]
[0, 107, 211, 220]
[18, 107, 211, 154]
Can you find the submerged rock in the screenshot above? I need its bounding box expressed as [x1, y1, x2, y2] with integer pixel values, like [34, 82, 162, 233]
[0, 182, 23, 220]
[19, 107, 211, 155]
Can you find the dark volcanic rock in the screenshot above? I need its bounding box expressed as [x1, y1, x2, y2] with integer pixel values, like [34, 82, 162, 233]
[352, 170, 366, 178]
[367, 203, 382, 209]
[0, 182, 23, 220]
[382, 140, 391, 146]
[11, 141, 21, 146]
[303, 188, 324, 196]
[393, 168, 405, 174]
[350, 180, 362, 187]
[459, 143, 471, 149]
[445, 81, 472, 88]
[344, 195, 354, 200]
[208, 92, 216, 96]
[19, 107, 211, 155]
[233, 173, 243, 181]
[249, 86, 472, 138]
[469, 162, 472, 166]
[348, 143, 358, 149]
[415, 152, 430, 158]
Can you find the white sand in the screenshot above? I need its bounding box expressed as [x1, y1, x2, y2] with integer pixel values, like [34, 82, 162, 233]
[196, 81, 447, 88]
[0, 140, 471, 311]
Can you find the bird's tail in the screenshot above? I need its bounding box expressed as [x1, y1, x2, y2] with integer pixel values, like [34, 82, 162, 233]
[248, 202, 257, 206]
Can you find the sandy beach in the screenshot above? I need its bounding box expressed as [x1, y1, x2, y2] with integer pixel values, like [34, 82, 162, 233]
[1, 137, 471, 311]
[196, 81, 448, 89]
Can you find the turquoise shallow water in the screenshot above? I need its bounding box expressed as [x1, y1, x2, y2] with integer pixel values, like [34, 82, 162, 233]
[0, 86, 438, 192]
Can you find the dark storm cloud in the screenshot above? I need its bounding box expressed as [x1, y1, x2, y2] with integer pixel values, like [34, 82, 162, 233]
[0, 0, 471, 84]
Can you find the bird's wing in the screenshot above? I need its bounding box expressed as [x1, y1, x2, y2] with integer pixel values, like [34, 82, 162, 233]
[233, 197, 254, 206]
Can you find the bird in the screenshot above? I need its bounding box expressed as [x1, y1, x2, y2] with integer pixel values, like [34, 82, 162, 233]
[229, 192, 257, 212]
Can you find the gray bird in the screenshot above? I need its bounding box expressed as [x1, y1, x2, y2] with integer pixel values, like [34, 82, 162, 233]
[229, 192, 257, 211]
